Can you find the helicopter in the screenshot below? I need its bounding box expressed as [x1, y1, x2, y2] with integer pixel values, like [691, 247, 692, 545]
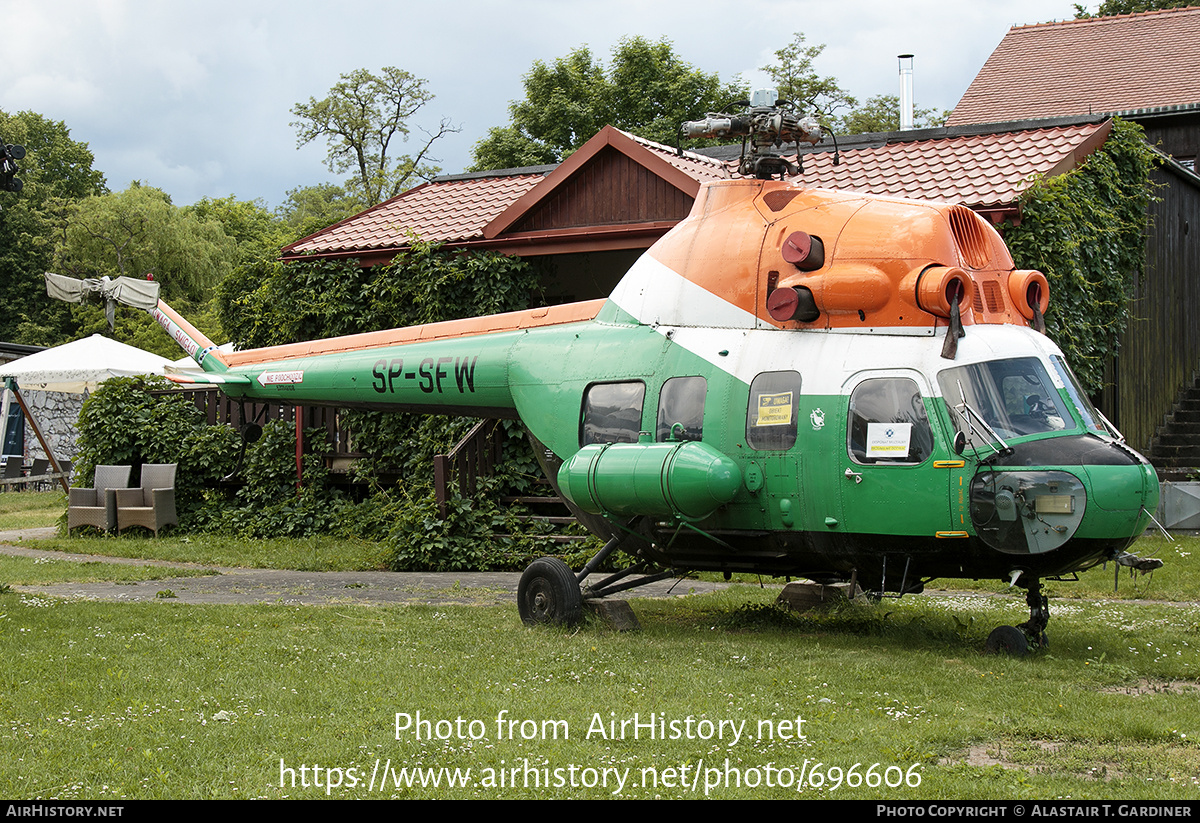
[49, 93, 1162, 655]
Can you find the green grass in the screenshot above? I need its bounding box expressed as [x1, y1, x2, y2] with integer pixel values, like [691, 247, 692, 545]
[27, 532, 392, 572]
[0, 491, 67, 531]
[1, 586, 1197, 800]
[2, 492, 1199, 799]
[0, 554, 216, 585]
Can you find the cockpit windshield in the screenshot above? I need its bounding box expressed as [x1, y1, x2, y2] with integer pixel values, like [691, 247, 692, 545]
[1049, 355, 1107, 434]
[938, 357, 1071, 440]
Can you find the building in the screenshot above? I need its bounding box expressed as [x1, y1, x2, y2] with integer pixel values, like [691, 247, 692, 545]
[947, 5, 1200, 171]
[947, 6, 1200, 469]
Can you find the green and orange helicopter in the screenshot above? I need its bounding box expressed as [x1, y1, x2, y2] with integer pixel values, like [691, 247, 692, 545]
[50, 96, 1162, 654]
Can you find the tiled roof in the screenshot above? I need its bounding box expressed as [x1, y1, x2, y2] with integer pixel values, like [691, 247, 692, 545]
[285, 119, 1111, 260]
[283, 171, 548, 258]
[620, 130, 731, 183]
[791, 121, 1112, 209]
[948, 6, 1200, 127]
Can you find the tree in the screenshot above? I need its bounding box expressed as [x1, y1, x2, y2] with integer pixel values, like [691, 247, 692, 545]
[1074, 0, 1192, 16]
[0, 109, 106, 344]
[471, 37, 745, 170]
[275, 183, 367, 244]
[834, 95, 949, 135]
[187, 194, 289, 266]
[291, 67, 459, 206]
[47, 183, 236, 356]
[759, 32, 857, 120]
[53, 183, 235, 303]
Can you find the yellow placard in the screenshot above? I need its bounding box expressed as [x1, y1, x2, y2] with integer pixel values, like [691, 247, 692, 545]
[756, 392, 793, 426]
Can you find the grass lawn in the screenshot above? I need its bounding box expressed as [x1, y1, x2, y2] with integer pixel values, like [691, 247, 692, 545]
[0, 492, 1197, 799]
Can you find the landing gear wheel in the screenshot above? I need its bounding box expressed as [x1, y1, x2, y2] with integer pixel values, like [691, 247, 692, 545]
[518, 557, 583, 626]
[984, 625, 1030, 656]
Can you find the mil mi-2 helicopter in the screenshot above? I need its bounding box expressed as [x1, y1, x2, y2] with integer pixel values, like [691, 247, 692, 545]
[49, 92, 1162, 654]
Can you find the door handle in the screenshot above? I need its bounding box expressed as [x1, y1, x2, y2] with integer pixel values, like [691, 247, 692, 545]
[844, 467, 863, 484]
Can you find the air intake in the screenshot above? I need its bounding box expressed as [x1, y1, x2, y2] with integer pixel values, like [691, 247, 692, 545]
[948, 206, 990, 270]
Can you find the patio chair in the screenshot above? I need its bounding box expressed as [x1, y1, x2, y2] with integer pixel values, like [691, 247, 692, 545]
[67, 465, 132, 533]
[1, 458, 23, 491]
[115, 463, 178, 536]
[29, 458, 48, 491]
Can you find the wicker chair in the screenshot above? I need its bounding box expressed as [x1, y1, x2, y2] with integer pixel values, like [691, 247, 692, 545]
[67, 465, 132, 533]
[115, 464, 178, 536]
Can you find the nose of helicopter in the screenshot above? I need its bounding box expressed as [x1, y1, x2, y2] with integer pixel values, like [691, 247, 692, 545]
[1080, 454, 1160, 537]
[969, 442, 1158, 557]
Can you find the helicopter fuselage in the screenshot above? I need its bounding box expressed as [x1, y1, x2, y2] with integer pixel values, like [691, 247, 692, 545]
[157, 178, 1158, 595]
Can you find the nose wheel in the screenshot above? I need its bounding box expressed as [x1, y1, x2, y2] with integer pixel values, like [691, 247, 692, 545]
[985, 577, 1049, 656]
[984, 625, 1029, 656]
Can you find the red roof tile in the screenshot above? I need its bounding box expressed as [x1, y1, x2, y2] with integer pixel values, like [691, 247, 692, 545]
[793, 122, 1111, 209]
[283, 171, 547, 258]
[284, 120, 1111, 260]
[948, 7, 1200, 127]
[620, 129, 731, 183]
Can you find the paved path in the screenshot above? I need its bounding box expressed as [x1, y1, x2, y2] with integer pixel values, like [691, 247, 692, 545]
[0, 528, 731, 607]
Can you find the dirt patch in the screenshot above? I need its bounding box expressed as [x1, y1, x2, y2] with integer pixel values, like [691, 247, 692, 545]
[950, 740, 1125, 782]
[1100, 678, 1200, 696]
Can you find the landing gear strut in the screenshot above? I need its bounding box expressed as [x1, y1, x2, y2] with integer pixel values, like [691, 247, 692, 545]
[985, 577, 1049, 656]
[516, 520, 677, 627]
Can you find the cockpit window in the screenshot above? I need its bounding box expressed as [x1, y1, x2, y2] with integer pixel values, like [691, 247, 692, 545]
[939, 358, 1070, 440]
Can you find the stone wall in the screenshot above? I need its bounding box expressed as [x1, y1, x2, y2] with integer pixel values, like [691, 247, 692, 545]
[10, 389, 84, 480]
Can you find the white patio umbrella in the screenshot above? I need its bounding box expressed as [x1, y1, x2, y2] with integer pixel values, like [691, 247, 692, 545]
[0, 334, 172, 393]
[0, 336, 173, 491]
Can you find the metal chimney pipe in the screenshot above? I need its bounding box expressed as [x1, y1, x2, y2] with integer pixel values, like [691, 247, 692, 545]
[898, 54, 914, 130]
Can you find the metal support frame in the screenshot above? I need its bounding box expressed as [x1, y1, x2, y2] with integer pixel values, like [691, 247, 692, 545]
[2, 379, 68, 494]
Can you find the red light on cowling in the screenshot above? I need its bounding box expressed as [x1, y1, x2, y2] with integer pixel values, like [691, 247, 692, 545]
[781, 231, 825, 271]
[145, 273, 154, 281]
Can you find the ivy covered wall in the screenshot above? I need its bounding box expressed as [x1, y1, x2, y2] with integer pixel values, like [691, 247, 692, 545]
[1001, 119, 1159, 398]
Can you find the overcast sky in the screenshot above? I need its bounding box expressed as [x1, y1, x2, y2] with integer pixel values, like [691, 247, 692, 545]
[2, 0, 1085, 210]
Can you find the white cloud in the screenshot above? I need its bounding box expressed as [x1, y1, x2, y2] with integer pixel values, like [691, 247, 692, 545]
[0, 0, 1079, 207]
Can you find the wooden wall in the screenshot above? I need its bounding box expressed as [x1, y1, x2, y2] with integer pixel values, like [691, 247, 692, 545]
[1100, 160, 1200, 452]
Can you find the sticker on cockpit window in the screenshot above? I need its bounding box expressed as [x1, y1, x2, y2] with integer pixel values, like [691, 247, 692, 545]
[755, 392, 793, 426]
[866, 422, 912, 457]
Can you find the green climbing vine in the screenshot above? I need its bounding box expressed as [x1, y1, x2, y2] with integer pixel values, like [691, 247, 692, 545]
[1001, 118, 1159, 395]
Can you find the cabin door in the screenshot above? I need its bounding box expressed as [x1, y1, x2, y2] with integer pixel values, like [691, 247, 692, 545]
[836, 371, 954, 542]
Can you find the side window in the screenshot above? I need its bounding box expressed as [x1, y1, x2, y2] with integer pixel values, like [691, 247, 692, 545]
[847, 377, 933, 464]
[581, 381, 646, 445]
[746, 371, 801, 450]
[657, 376, 706, 442]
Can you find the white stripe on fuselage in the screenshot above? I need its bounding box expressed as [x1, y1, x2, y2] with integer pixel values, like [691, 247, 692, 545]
[608, 254, 1066, 396]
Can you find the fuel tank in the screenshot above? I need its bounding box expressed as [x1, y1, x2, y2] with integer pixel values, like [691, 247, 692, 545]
[557, 439, 742, 520]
